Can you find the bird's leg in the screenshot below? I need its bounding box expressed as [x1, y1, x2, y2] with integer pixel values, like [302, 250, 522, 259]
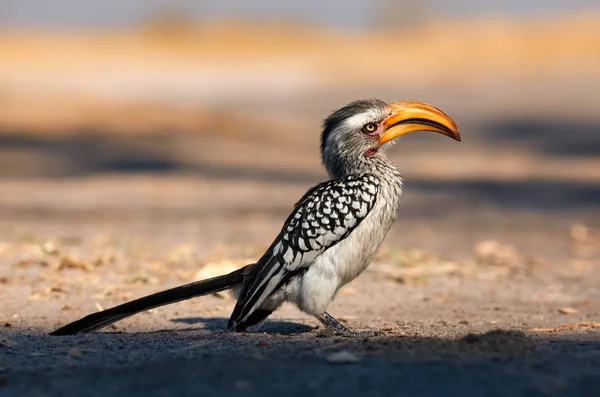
[316, 312, 384, 337]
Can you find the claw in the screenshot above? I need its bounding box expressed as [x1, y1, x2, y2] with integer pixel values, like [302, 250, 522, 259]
[316, 312, 384, 338]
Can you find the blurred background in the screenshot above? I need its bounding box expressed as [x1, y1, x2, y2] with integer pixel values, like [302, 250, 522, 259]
[1, 0, 599, 263]
[3, 2, 600, 388]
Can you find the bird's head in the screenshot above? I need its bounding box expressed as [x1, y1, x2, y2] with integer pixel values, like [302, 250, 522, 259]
[321, 99, 460, 178]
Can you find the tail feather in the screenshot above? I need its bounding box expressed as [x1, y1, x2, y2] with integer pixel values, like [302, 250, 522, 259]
[50, 266, 248, 336]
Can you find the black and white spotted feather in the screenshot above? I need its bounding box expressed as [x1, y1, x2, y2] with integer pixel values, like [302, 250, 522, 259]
[229, 173, 380, 328]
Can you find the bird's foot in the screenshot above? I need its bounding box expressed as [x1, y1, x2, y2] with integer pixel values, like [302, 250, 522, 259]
[337, 329, 385, 338]
[316, 312, 384, 338]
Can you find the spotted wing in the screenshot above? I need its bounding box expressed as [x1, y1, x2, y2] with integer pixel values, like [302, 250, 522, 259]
[229, 174, 380, 328]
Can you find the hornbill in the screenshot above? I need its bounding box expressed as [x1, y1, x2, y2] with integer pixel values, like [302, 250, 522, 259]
[51, 99, 460, 337]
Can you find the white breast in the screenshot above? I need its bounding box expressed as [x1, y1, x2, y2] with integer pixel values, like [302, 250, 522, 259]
[283, 180, 402, 316]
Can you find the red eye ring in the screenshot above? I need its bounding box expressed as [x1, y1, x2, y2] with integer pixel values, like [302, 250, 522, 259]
[361, 122, 379, 135]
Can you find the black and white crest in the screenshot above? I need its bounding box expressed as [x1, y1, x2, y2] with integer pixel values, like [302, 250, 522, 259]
[320, 98, 387, 154]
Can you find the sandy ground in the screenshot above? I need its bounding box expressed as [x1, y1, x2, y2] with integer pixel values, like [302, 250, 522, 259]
[1, 206, 599, 396]
[1, 118, 599, 395]
[1, 18, 600, 396]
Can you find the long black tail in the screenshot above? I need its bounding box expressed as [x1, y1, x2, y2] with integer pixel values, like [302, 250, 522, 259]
[50, 266, 248, 335]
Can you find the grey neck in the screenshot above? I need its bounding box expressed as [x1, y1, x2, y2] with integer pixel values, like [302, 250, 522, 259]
[323, 151, 401, 181]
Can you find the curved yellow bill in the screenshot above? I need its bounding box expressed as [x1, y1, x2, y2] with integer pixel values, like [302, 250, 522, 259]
[378, 101, 461, 145]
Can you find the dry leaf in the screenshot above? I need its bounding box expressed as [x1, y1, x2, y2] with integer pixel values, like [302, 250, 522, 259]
[527, 328, 556, 333]
[558, 307, 579, 315]
[473, 240, 521, 267]
[56, 254, 92, 272]
[41, 242, 59, 255]
[575, 322, 600, 328]
[559, 323, 576, 329]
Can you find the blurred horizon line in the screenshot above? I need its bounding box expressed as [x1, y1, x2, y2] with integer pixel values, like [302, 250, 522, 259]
[0, 9, 599, 35]
[1, 0, 600, 32]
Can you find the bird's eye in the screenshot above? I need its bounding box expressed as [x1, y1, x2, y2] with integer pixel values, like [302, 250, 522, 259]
[361, 123, 378, 135]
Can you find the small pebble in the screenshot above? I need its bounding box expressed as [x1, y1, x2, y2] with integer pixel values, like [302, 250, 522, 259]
[325, 350, 361, 364]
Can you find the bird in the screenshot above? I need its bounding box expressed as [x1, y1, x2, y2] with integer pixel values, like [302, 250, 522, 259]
[50, 98, 460, 337]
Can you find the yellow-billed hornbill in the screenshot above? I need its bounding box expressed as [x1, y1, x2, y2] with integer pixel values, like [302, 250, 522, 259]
[51, 99, 460, 337]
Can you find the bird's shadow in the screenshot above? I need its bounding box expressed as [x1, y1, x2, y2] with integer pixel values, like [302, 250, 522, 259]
[170, 317, 315, 335]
